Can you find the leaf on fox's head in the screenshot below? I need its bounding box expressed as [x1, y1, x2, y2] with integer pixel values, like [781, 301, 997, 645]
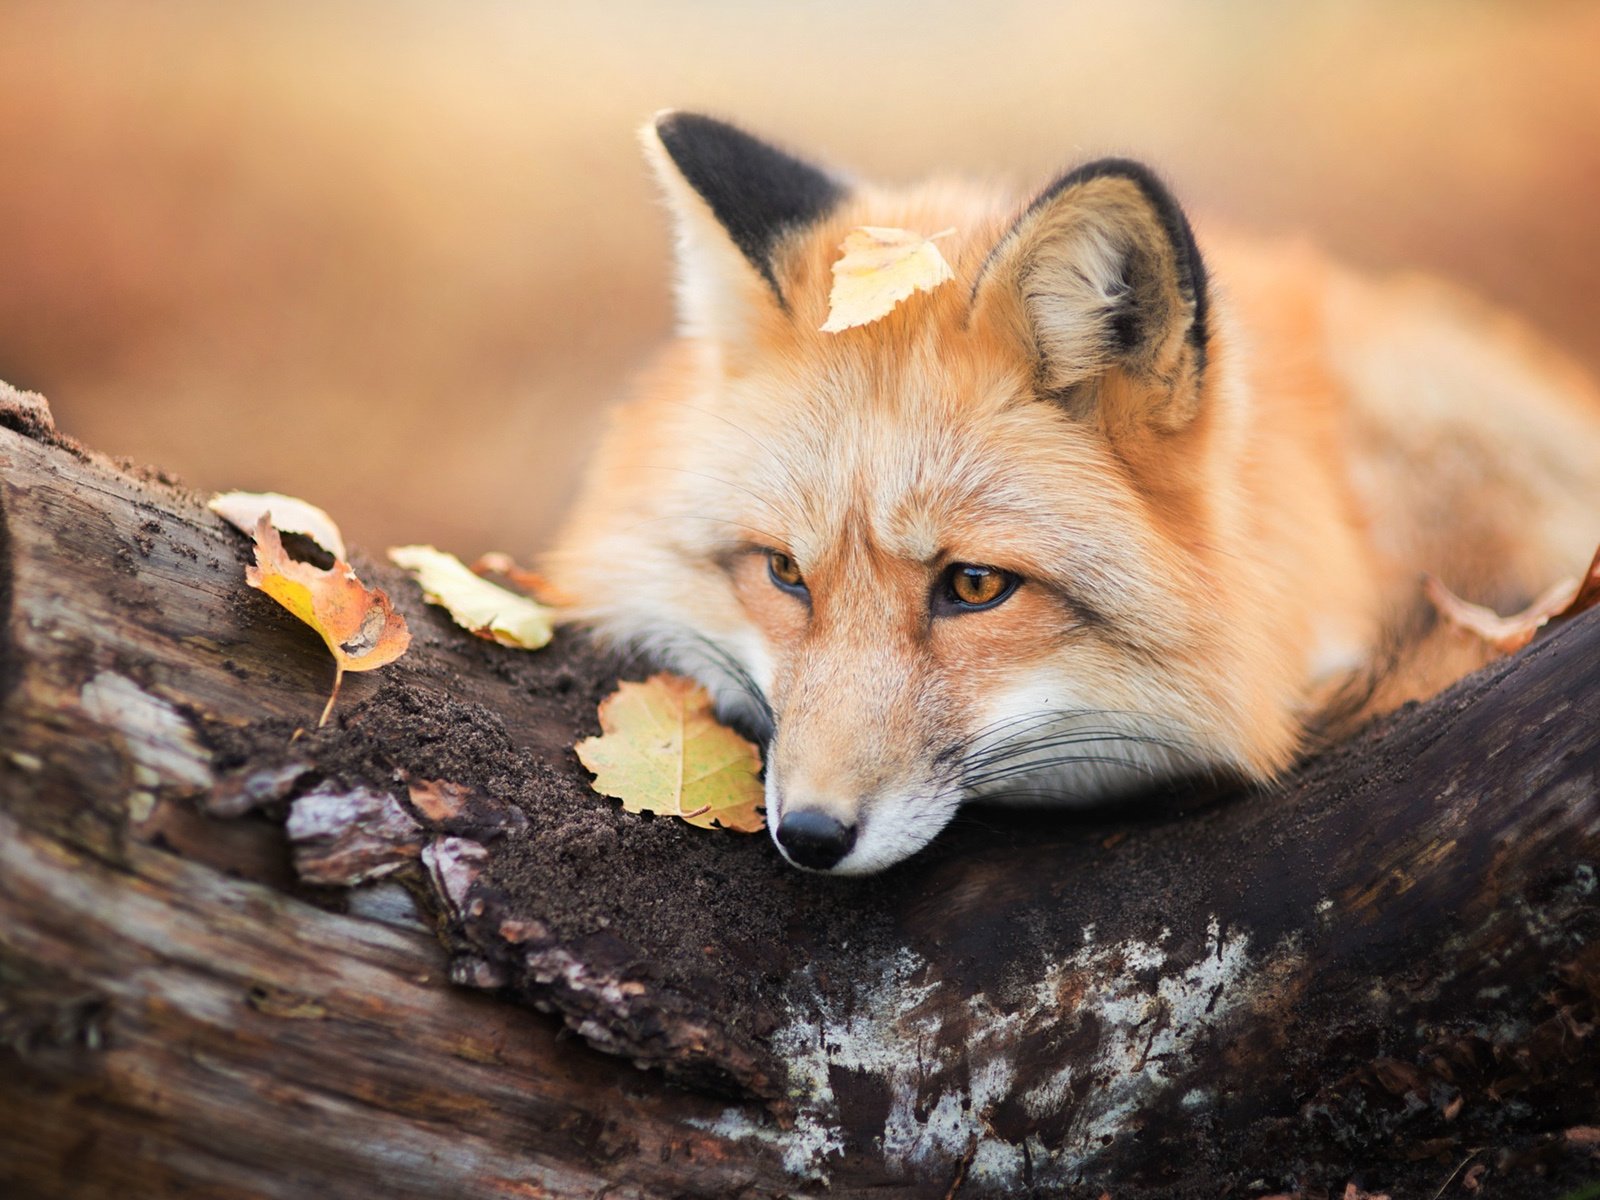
[210, 490, 348, 560]
[575, 673, 764, 833]
[244, 516, 410, 725]
[821, 225, 956, 333]
[388, 545, 556, 650]
[1425, 543, 1600, 655]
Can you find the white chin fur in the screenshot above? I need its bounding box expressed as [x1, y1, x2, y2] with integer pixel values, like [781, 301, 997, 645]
[837, 794, 961, 873]
[822, 827, 944, 876]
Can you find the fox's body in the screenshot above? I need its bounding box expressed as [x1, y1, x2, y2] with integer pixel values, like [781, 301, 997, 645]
[550, 114, 1600, 874]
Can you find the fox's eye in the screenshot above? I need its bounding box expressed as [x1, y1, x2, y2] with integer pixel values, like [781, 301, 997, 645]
[940, 563, 1018, 612]
[767, 550, 807, 594]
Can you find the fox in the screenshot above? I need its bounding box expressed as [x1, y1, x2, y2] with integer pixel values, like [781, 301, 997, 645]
[548, 111, 1600, 875]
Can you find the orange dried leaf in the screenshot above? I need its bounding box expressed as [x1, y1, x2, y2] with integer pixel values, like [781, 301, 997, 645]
[1565, 542, 1600, 616]
[1425, 543, 1600, 656]
[575, 673, 764, 833]
[821, 225, 956, 333]
[245, 516, 410, 725]
[469, 551, 575, 607]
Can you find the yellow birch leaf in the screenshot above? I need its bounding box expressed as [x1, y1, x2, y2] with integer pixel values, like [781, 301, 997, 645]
[575, 673, 764, 833]
[821, 225, 956, 333]
[210, 490, 348, 560]
[388, 544, 555, 650]
[245, 516, 411, 725]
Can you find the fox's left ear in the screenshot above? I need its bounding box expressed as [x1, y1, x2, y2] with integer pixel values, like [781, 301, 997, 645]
[642, 111, 846, 342]
[972, 159, 1210, 431]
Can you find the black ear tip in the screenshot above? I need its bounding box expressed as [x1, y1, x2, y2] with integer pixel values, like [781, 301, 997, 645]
[650, 110, 753, 151]
[650, 111, 806, 180]
[651, 109, 715, 145]
[643, 110, 846, 303]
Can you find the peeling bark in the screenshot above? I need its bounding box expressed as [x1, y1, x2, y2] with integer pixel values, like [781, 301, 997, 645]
[2, 383, 1598, 1199]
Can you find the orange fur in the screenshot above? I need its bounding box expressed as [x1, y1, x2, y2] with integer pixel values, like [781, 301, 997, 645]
[548, 116, 1600, 873]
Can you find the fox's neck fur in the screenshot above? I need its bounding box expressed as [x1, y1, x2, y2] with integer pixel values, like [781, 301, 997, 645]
[549, 113, 1600, 873]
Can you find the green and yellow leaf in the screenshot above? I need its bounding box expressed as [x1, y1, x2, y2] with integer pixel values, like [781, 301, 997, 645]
[575, 673, 764, 833]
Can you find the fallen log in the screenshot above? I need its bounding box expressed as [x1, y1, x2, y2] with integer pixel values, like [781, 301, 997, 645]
[1, 382, 1596, 1199]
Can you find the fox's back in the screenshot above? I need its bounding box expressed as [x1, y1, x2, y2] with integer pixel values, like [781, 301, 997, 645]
[1212, 233, 1600, 710]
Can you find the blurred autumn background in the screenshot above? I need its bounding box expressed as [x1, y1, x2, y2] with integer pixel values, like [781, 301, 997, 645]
[3, 0, 1598, 559]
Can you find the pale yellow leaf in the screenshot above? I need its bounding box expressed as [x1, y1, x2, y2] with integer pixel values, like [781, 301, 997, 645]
[388, 544, 555, 650]
[820, 225, 956, 333]
[210, 490, 347, 559]
[575, 673, 764, 832]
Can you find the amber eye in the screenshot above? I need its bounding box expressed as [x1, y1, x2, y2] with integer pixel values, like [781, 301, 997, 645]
[941, 563, 1018, 612]
[767, 550, 807, 594]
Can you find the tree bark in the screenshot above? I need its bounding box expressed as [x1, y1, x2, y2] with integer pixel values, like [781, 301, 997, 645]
[1, 382, 1597, 1200]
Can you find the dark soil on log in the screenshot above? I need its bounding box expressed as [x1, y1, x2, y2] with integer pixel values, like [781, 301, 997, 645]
[197, 609, 914, 1098]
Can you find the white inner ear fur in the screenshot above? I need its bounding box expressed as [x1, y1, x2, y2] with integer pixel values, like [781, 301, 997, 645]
[639, 122, 770, 346]
[978, 177, 1189, 398]
[1020, 216, 1131, 391]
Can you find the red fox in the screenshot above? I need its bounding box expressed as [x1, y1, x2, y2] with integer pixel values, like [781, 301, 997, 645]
[549, 112, 1600, 874]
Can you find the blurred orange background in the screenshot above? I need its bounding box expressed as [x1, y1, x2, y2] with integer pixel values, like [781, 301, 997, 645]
[3, 0, 1598, 559]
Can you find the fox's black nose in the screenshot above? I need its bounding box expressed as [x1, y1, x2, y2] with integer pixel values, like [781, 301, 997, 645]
[775, 809, 857, 870]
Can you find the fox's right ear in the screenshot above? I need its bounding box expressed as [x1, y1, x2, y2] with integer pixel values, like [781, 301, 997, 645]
[643, 111, 846, 342]
[971, 158, 1210, 433]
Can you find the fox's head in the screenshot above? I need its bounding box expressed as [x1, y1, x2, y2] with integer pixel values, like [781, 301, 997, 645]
[551, 113, 1308, 873]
